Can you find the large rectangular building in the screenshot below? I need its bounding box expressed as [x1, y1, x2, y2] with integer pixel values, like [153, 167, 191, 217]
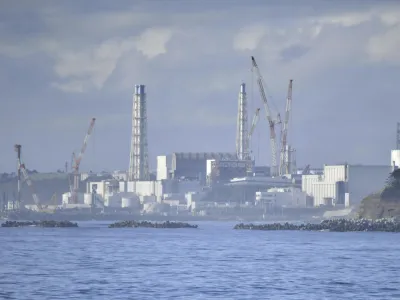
[206, 159, 254, 185]
[302, 164, 391, 207]
[170, 152, 237, 180]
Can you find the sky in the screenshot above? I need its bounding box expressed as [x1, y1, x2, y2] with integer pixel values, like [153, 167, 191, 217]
[0, 0, 399, 173]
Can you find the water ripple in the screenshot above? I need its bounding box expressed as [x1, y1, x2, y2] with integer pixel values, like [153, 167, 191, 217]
[1, 222, 400, 299]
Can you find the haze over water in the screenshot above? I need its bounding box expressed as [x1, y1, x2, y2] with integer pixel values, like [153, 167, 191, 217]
[1, 221, 400, 299]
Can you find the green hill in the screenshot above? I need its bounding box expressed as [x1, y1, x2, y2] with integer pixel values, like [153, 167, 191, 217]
[358, 169, 400, 219]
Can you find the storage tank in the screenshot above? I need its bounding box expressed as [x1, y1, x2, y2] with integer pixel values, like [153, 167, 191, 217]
[84, 193, 92, 205]
[121, 196, 139, 208]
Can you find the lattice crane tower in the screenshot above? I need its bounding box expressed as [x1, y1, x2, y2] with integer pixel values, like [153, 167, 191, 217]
[236, 83, 249, 160]
[128, 84, 149, 181]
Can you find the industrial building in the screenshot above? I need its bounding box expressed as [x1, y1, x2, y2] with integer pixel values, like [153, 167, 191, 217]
[156, 152, 245, 183]
[392, 122, 400, 171]
[158, 83, 255, 185]
[255, 187, 308, 208]
[302, 164, 392, 207]
[393, 150, 400, 171]
[206, 159, 254, 185]
[301, 124, 400, 208]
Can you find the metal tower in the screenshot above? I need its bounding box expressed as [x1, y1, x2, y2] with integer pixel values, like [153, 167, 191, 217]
[236, 83, 249, 160]
[397, 122, 400, 150]
[128, 84, 150, 181]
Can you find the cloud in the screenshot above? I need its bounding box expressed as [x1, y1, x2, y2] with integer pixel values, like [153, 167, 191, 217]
[233, 24, 268, 51]
[51, 37, 136, 91]
[1, 1, 400, 171]
[44, 27, 173, 92]
[279, 44, 310, 62]
[135, 27, 173, 59]
[51, 81, 86, 93]
[315, 11, 373, 27]
[367, 25, 400, 64]
[379, 10, 400, 26]
[0, 44, 36, 58]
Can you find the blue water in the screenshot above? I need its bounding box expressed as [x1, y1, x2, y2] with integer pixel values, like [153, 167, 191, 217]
[1, 221, 400, 299]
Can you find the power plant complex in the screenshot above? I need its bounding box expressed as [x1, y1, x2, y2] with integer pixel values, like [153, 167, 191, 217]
[2, 56, 399, 220]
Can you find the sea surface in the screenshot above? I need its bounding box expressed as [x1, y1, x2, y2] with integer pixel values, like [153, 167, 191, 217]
[1, 221, 400, 300]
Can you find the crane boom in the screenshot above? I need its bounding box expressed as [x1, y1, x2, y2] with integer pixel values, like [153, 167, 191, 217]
[68, 152, 75, 194]
[251, 56, 280, 177]
[279, 79, 293, 175]
[19, 163, 42, 210]
[302, 164, 310, 175]
[71, 118, 96, 204]
[248, 108, 260, 138]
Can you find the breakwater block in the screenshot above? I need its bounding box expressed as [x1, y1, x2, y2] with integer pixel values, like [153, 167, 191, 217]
[233, 218, 400, 232]
[1, 220, 78, 228]
[109, 220, 198, 229]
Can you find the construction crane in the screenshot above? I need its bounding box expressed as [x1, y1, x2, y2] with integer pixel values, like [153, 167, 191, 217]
[14, 144, 58, 212]
[251, 56, 281, 177]
[68, 152, 76, 194]
[279, 79, 293, 175]
[18, 162, 42, 211]
[248, 108, 261, 145]
[41, 192, 58, 213]
[71, 118, 96, 204]
[302, 164, 311, 175]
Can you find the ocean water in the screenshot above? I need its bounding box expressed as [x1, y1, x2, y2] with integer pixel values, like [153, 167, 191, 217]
[1, 221, 400, 300]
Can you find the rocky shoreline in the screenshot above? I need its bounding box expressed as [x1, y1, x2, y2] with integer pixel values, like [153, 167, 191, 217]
[1, 220, 78, 228]
[108, 220, 198, 229]
[234, 219, 400, 232]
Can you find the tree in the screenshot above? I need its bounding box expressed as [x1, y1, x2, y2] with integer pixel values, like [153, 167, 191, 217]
[386, 169, 400, 188]
[382, 169, 400, 200]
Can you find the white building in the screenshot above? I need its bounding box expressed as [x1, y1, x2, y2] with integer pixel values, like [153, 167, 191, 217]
[112, 170, 128, 181]
[391, 150, 400, 171]
[228, 176, 293, 187]
[302, 164, 392, 207]
[119, 180, 163, 202]
[255, 187, 307, 208]
[87, 180, 119, 199]
[61, 192, 85, 205]
[157, 156, 169, 180]
[301, 174, 321, 193]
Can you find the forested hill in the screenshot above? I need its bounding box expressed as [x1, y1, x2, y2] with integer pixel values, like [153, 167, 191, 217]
[358, 169, 400, 219]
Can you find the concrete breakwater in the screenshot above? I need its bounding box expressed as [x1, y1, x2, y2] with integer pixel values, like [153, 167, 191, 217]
[1, 220, 78, 228]
[234, 219, 400, 232]
[109, 220, 198, 229]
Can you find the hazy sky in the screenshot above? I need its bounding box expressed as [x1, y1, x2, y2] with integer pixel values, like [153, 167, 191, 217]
[1, 0, 399, 173]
